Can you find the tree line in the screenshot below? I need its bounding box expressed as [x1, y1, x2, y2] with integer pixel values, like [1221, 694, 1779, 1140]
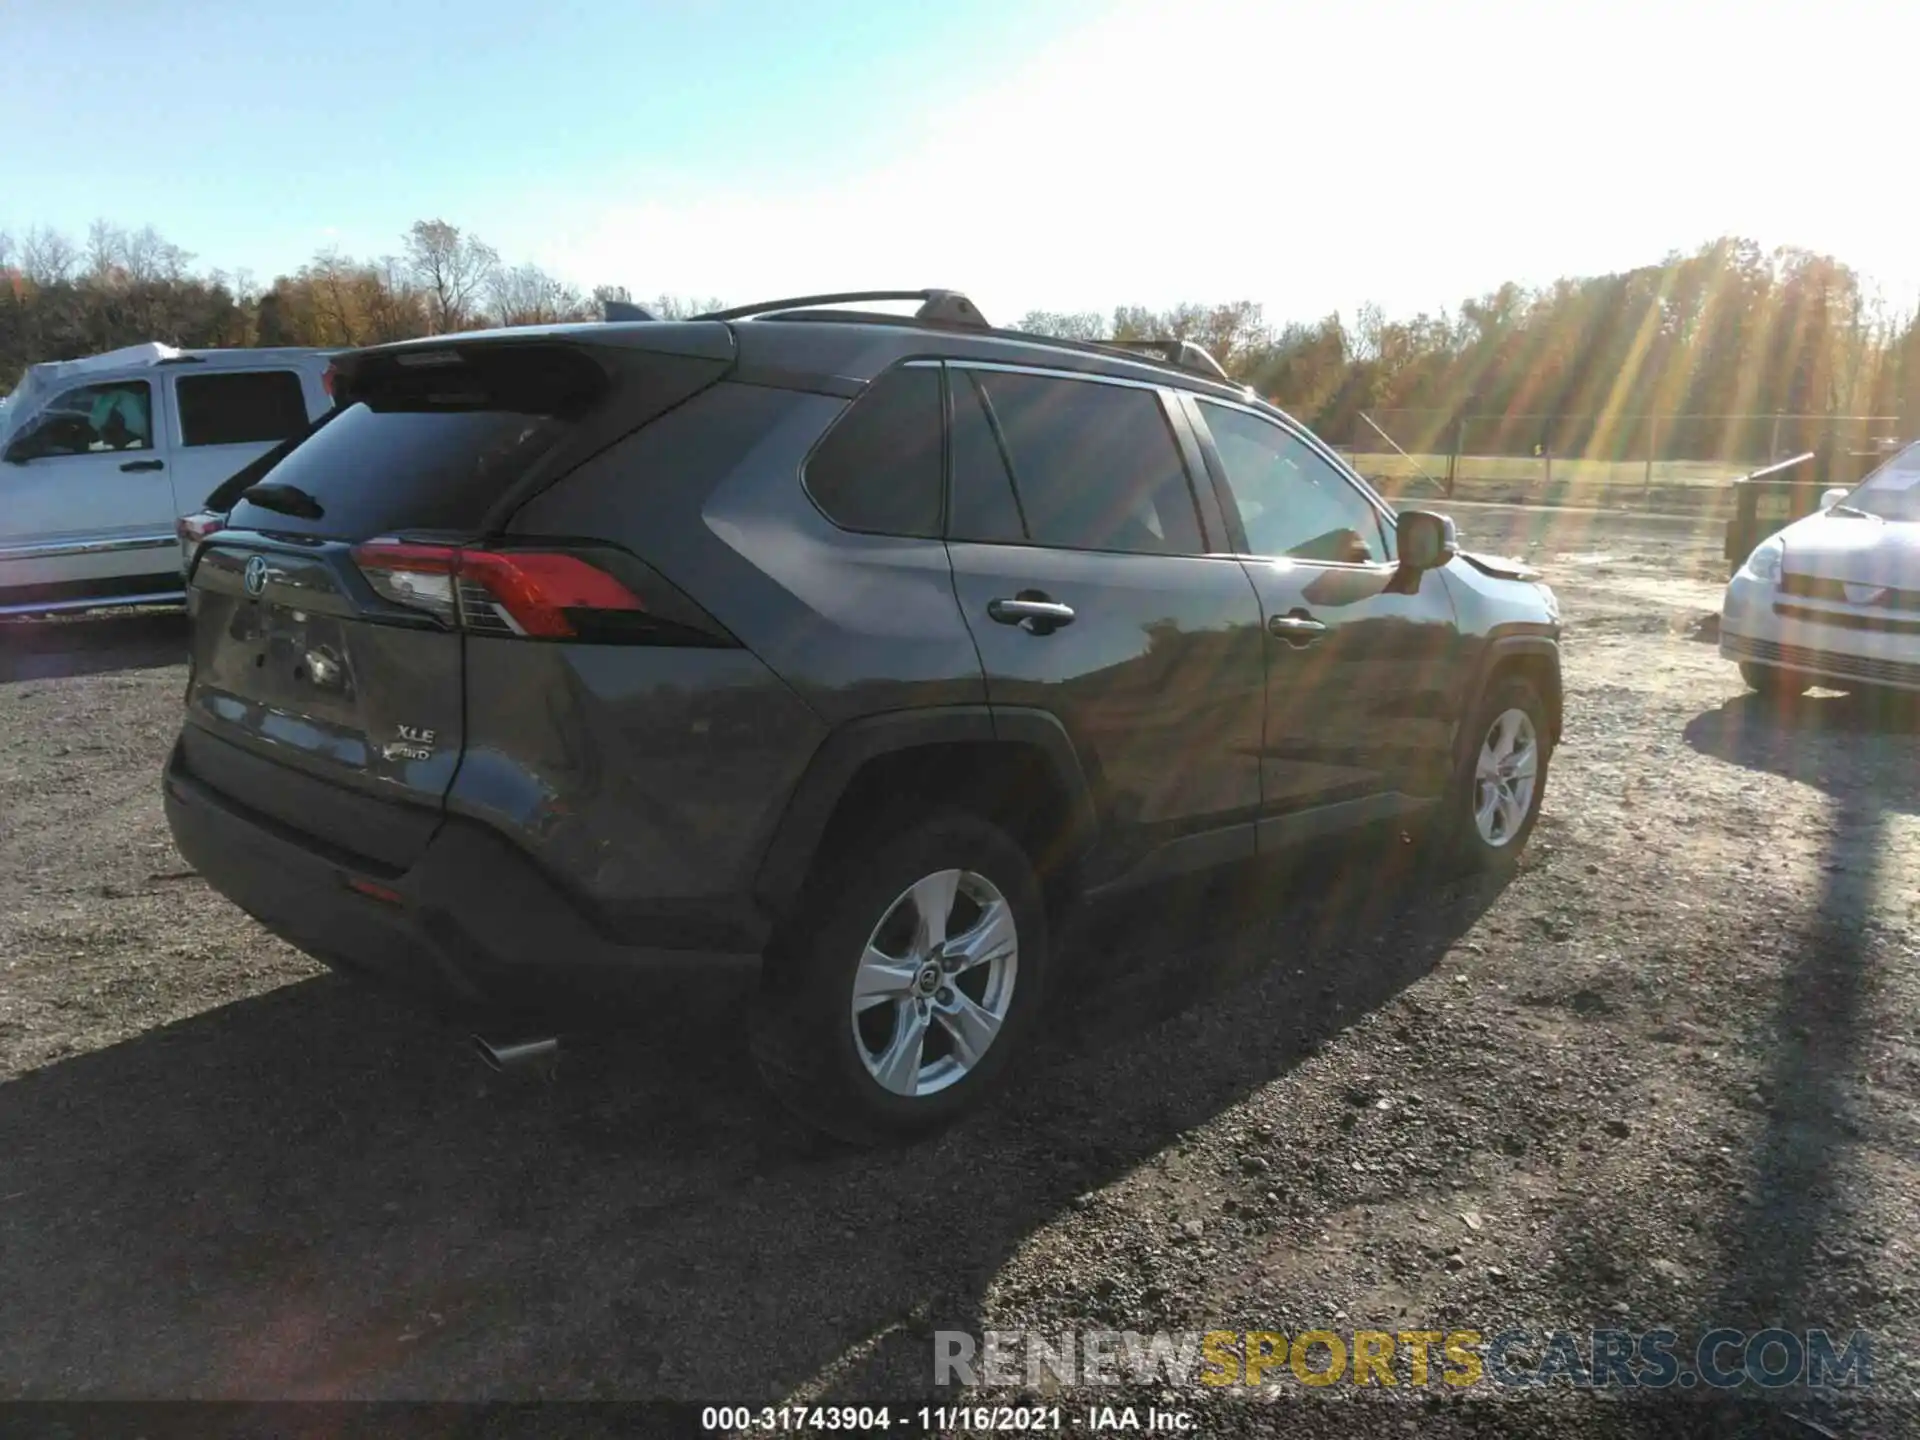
[0, 218, 715, 388]
[4, 220, 1916, 462]
[1021, 240, 1920, 461]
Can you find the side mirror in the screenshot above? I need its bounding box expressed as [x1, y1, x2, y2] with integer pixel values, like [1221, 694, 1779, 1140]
[1822, 486, 1852, 510]
[1397, 509, 1458, 571]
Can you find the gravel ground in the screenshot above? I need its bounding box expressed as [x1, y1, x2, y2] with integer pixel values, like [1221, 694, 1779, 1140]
[1, 505, 1916, 1437]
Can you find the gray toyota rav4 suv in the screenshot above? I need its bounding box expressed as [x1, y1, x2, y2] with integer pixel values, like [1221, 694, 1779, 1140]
[164, 289, 1562, 1143]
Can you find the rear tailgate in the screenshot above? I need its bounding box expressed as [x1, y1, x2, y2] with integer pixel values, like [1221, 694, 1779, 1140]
[179, 327, 734, 870]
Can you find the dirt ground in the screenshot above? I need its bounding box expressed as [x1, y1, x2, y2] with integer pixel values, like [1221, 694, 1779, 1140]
[1, 503, 1916, 1436]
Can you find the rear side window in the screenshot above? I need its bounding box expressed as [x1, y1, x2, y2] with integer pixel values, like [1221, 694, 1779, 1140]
[176, 370, 310, 447]
[804, 365, 943, 538]
[948, 369, 1026, 543]
[969, 371, 1202, 555]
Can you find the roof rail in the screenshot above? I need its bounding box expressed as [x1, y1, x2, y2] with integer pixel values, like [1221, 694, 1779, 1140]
[1099, 338, 1230, 382]
[695, 289, 990, 329]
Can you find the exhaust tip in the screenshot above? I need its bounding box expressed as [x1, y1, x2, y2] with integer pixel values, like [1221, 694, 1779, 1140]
[471, 1033, 560, 1072]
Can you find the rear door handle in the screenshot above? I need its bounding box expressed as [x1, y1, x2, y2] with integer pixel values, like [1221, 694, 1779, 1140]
[988, 596, 1076, 634]
[120, 458, 165, 472]
[1268, 611, 1327, 647]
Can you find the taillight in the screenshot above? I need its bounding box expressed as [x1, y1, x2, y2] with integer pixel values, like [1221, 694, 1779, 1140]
[178, 511, 225, 546]
[178, 512, 225, 579]
[352, 542, 462, 627]
[321, 362, 337, 399]
[350, 540, 721, 644]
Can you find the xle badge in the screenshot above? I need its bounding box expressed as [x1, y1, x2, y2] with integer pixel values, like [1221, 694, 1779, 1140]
[382, 724, 437, 763]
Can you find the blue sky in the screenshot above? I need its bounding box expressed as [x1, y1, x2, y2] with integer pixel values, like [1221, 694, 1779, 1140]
[3, 0, 1916, 325]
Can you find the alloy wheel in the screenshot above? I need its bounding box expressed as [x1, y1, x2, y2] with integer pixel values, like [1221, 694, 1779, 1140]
[1473, 708, 1539, 847]
[848, 868, 1019, 1097]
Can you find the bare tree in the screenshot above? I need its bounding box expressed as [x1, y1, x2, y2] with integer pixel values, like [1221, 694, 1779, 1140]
[85, 219, 125, 282]
[404, 219, 499, 334]
[365, 255, 426, 343]
[21, 226, 78, 284]
[122, 225, 192, 285]
[1017, 309, 1107, 341]
[648, 294, 726, 320]
[490, 262, 587, 327]
[309, 249, 364, 346]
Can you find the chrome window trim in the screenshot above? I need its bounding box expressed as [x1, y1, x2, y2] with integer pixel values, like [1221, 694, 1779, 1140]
[943, 357, 1172, 395]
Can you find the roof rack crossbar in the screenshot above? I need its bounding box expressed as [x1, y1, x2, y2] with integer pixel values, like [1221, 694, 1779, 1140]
[1100, 338, 1230, 382]
[695, 289, 989, 329]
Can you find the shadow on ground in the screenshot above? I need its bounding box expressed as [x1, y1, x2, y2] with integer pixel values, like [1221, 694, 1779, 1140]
[1682, 685, 1920, 810]
[1586, 690, 1913, 1429]
[0, 827, 1501, 1400]
[0, 609, 188, 684]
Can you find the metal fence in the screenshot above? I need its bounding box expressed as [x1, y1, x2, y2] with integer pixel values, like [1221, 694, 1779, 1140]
[1344, 409, 1903, 493]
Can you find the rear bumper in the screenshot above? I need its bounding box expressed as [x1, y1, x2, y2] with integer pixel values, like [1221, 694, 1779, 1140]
[164, 742, 762, 1017]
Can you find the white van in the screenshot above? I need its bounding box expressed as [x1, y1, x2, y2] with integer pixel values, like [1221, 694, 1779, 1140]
[0, 343, 335, 615]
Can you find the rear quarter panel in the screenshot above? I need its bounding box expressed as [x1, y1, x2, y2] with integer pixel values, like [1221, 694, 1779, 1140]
[496, 380, 985, 942]
[511, 380, 989, 722]
[449, 637, 825, 946]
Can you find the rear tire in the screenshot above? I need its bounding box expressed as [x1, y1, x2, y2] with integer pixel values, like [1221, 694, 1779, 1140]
[749, 810, 1048, 1145]
[1432, 675, 1551, 874]
[1740, 660, 1811, 699]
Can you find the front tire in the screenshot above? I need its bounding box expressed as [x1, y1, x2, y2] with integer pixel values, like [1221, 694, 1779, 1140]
[749, 810, 1048, 1145]
[1434, 675, 1551, 873]
[1739, 660, 1812, 699]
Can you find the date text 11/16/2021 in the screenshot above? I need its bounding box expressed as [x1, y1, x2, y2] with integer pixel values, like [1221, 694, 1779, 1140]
[699, 1404, 1195, 1432]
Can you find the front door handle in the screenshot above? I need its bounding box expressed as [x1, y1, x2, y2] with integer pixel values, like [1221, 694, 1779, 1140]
[988, 595, 1076, 635]
[1268, 611, 1327, 647]
[120, 458, 165, 472]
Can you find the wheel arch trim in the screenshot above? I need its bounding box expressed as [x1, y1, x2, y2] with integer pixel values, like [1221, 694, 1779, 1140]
[750, 705, 1098, 921]
[1459, 629, 1562, 767]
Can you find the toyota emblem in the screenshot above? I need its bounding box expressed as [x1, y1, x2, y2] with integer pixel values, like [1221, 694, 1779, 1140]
[243, 555, 269, 597]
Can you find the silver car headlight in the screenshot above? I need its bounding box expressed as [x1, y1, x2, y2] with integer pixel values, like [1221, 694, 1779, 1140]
[1741, 536, 1785, 584]
[1537, 582, 1560, 623]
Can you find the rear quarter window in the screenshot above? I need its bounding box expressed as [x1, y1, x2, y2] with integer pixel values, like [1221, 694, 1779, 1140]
[803, 365, 943, 538]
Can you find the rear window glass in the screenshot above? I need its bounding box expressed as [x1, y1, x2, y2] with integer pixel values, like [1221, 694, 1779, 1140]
[226, 402, 571, 537]
[804, 366, 943, 538]
[177, 370, 310, 447]
[226, 343, 605, 537]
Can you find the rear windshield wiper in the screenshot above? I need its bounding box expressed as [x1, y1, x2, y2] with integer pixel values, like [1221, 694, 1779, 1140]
[240, 482, 325, 520]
